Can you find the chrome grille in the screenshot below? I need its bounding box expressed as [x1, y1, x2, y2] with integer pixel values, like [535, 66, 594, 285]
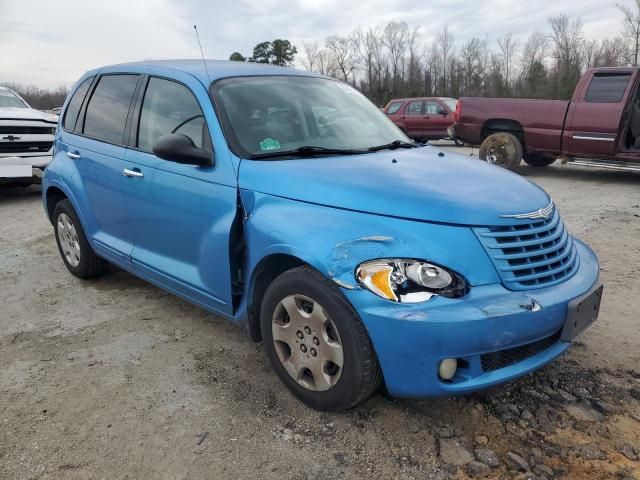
[474, 208, 579, 290]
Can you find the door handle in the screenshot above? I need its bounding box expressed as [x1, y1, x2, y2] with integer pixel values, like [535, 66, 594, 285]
[424, 116, 431, 119]
[123, 168, 144, 178]
[399, 116, 406, 119]
[67, 152, 81, 159]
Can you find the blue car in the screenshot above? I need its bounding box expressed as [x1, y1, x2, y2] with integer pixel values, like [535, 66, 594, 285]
[42, 60, 602, 411]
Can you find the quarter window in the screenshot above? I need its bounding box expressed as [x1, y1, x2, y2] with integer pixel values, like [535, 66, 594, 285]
[585, 74, 630, 103]
[386, 102, 403, 115]
[63, 77, 93, 131]
[138, 77, 209, 152]
[83, 75, 139, 144]
[406, 101, 423, 115]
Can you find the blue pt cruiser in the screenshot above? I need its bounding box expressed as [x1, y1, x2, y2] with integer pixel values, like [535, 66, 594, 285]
[42, 60, 602, 411]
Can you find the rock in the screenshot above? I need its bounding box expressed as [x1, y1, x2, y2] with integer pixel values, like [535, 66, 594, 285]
[630, 386, 640, 400]
[434, 426, 454, 439]
[439, 438, 474, 466]
[574, 387, 591, 399]
[533, 464, 554, 476]
[575, 443, 606, 460]
[593, 400, 622, 415]
[475, 448, 500, 468]
[565, 403, 604, 423]
[474, 435, 488, 446]
[619, 443, 639, 461]
[409, 423, 420, 434]
[631, 413, 640, 423]
[534, 407, 553, 432]
[282, 428, 293, 441]
[467, 461, 491, 477]
[505, 451, 530, 472]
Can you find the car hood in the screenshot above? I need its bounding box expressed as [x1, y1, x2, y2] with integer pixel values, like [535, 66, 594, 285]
[238, 146, 551, 226]
[0, 107, 58, 123]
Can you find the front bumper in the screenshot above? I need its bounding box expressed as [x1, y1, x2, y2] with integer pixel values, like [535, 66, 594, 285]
[343, 239, 600, 398]
[0, 154, 51, 183]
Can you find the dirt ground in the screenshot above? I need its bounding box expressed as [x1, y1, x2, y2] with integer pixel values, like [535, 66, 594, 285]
[1, 149, 640, 479]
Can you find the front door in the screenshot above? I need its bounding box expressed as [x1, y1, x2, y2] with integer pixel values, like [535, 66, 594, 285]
[123, 75, 237, 315]
[424, 100, 452, 139]
[563, 72, 632, 158]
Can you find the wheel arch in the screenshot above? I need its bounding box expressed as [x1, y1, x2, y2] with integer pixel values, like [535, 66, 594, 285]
[45, 186, 69, 224]
[481, 119, 526, 150]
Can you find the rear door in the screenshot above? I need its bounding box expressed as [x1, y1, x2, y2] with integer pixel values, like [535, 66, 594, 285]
[563, 72, 632, 158]
[402, 100, 426, 137]
[123, 75, 237, 315]
[61, 74, 141, 263]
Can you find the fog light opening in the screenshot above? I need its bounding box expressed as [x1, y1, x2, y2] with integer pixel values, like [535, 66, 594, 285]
[439, 358, 458, 381]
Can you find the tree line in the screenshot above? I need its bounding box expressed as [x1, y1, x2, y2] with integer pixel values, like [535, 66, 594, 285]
[0, 83, 68, 111]
[295, 3, 640, 106]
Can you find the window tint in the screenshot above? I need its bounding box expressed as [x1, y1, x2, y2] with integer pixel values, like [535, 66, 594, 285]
[138, 77, 209, 152]
[406, 101, 423, 115]
[63, 77, 93, 131]
[386, 102, 403, 114]
[585, 74, 630, 103]
[83, 75, 139, 144]
[424, 101, 441, 114]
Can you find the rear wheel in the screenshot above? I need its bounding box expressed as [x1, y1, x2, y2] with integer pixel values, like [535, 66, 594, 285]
[523, 154, 556, 168]
[260, 266, 381, 411]
[53, 199, 107, 279]
[479, 132, 523, 170]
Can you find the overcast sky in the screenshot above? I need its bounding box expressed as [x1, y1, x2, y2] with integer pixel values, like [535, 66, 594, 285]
[0, 0, 631, 89]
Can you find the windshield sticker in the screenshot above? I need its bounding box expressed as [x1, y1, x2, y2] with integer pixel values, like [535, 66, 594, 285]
[260, 138, 281, 151]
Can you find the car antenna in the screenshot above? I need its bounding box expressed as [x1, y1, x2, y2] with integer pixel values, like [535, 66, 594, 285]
[193, 25, 212, 85]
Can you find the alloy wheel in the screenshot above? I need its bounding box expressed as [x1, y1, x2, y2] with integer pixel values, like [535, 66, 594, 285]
[57, 213, 81, 267]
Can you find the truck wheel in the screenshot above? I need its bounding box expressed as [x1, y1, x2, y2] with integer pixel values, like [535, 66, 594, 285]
[260, 266, 381, 411]
[479, 132, 523, 170]
[53, 199, 107, 279]
[523, 154, 556, 168]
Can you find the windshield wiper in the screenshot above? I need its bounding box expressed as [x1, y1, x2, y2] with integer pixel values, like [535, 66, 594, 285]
[368, 140, 417, 152]
[250, 145, 367, 160]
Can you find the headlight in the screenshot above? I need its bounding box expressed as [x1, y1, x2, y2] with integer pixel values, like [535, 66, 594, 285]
[356, 259, 467, 303]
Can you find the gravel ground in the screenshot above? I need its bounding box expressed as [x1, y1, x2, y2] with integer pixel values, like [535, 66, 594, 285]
[1, 151, 639, 479]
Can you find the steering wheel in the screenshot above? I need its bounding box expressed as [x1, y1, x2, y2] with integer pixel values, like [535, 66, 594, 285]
[171, 114, 204, 134]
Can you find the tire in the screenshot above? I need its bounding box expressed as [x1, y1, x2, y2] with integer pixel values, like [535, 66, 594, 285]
[523, 154, 556, 168]
[260, 266, 381, 411]
[53, 199, 107, 279]
[479, 132, 523, 170]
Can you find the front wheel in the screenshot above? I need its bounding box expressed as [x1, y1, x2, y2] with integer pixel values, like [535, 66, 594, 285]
[260, 266, 381, 411]
[479, 132, 523, 170]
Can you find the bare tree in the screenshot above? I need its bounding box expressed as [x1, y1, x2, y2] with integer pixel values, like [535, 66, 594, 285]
[498, 33, 520, 90]
[301, 41, 320, 71]
[325, 35, 358, 82]
[548, 14, 585, 97]
[437, 26, 455, 94]
[618, 0, 640, 65]
[382, 21, 410, 93]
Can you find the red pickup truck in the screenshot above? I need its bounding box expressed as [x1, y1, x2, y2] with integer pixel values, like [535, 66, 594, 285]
[449, 67, 640, 172]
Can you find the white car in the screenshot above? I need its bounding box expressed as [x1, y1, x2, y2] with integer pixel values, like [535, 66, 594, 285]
[0, 86, 58, 186]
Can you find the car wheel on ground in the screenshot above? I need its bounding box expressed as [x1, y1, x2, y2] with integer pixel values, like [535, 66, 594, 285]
[479, 132, 523, 170]
[523, 153, 556, 168]
[260, 266, 381, 411]
[53, 199, 107, 279]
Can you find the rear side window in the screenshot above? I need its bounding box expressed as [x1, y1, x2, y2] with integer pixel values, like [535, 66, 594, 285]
[386, 102, 403, 115]
[424, 101, 441, 114]
[63, 77, 93, 131]
[406, 101, 423, 115]
[83, 75, 139, 144]
[585, 74, 630, 103]
[137, 77, 209, 152]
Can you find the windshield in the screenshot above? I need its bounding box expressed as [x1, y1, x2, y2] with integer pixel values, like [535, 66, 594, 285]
[212, 76, 411, 158]
[442, 98, 457, 112]
[0, 88, 29, 108]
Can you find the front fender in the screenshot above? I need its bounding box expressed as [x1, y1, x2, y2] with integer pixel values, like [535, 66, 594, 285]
[240, 190, 500, 292]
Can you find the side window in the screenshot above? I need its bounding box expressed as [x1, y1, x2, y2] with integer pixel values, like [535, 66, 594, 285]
[406, 101, 423, 115]
[137, 77, 209, 152]
[63, 77, 93, 131]
[83, 75, 139, 144]
[585, 74, 631, 103]
[424, 101, 441, 114]
[386, 102, 403, 115]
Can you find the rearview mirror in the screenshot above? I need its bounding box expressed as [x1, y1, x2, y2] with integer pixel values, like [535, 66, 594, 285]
[152, 134, 213, 167]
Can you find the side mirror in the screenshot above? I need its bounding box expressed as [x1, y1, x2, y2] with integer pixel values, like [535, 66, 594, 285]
[437, 107, 448, 116]
[152, 134, 213, 167]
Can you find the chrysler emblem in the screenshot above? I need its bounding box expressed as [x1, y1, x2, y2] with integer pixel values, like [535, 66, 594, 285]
[500, 202, 554, 220]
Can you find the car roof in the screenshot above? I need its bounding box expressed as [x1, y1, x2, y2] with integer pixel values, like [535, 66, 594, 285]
[85, 59, 323, 85]
[388, 97, 456, 103]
